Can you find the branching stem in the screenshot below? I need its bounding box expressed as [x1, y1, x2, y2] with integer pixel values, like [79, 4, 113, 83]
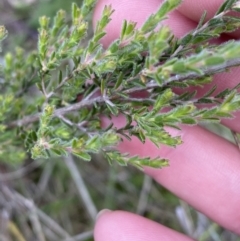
[6, 58, 240, 129]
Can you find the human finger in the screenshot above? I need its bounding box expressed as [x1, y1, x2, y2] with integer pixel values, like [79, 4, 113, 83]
[102, 116, 240, 234]
[123, 125, 240, 234]
[95, 0, 240, 234]
[94, 210, 195, 241]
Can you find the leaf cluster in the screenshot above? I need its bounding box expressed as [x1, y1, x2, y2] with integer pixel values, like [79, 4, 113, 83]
[0, 0, 240, 168]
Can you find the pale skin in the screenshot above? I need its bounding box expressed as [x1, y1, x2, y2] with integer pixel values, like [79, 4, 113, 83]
[92, 0, 240, 240]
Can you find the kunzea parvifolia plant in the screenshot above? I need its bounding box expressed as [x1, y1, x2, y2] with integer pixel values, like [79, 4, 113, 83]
[0, 0, 240, 169]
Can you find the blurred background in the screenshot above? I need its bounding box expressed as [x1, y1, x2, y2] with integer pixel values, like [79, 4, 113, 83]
[0, 0, 240, 240]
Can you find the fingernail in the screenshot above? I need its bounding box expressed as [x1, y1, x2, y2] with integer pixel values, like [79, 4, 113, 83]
[96, 209, 112, 220]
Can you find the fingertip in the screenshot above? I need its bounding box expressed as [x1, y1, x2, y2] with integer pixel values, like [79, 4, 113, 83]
[96, 209, 112, 221]
[94, 210, 118, 241]
[94, 210, 194, 241]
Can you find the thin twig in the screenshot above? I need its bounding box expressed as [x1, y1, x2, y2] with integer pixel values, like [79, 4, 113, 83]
[57, 115, 87, 133]
[25, 200, 46, 241]
[84, 87, 100, 101]
[15, 70, 38, 98]
[64, 155, 98, 221]
[7, 96, 104, 128]
[199, 223, 220, 241]
[8, 221, 26, 241]
[47, 61, 98, 100]
[103, 165, 117, 208]
[0, 185, 70, 239]
[0, 160, 42, 181]
[136, 175, 152, 215]
[47, 73, 74, 99]
[176, 201, 194, 237]
[36, 209, 70, 238]
[41, 77, 48, 98]
[42, 225, 60, 241]
[125, 58, 240, 93]
[62, 230, 93, 241]
[0, 209, 9, 241]
[37, 161, 55, 197]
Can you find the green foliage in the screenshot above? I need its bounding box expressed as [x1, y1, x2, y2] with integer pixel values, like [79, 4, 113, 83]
[0, 0, 240, 168]
[0, 25, 8, 51]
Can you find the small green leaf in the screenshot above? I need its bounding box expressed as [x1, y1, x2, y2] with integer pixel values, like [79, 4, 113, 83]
[173, 61, 186, 73]
[102, 131, 120, 146]
[114, 72, 124, 90]
[85, 135, 100, 152]
[181, 117, 197, 125]
[106, 103, 119, 116]
[81, 0, 97, 18]
[180, 34, 193, 46]
[131, 156, 169, 169]
[152, 88, 174, 113]
[120, 20, 127, 40]
[204, 56, 225, 66]
[72, 151, 91, 161]
[196, 10, 207, 29]
[202, 85, 217, 98]
[51, 148, 68, 156]
[39, 16, 50, 29]
[30, 131, 38, 142]
[216, 0, 237, 14]
[124, 21, 137, 37]
[94, 32, 106, 42]
[141, 0, 182, 33]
